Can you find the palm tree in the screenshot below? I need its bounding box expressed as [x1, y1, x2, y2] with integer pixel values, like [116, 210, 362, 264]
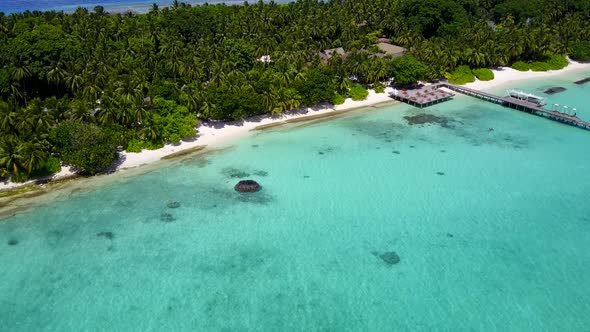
[0, 102, 17, 134]
[17, 141, 48, 174]
[150, 3, 160, 16]
[47, 62, 67, 95]
[199, 100, 217, 119]
[65, 71, 84, 95]
[132, 104, 150, 126]
[10, 62, 31, 103]
[0, 135, 23, 175]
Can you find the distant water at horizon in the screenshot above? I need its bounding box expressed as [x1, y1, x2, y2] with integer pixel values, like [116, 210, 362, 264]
[1, 70, 590, 330]
[0, 0, 289, 14]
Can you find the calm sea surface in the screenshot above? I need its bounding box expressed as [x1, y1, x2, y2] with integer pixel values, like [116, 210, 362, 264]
[0, 0, 286, 14]
[1, 70, 590, 331]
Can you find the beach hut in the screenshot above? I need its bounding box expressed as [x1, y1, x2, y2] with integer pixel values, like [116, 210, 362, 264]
[375, 43, 406, 58]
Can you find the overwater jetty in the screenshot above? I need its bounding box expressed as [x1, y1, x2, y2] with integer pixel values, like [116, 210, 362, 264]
[390, 85, 454, 108]
[390, 83, 590, 131]
[440, 83, 590, 130]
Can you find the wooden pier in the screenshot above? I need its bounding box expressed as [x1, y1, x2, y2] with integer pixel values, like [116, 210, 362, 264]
[389, 85, 454, 108]
[438, 83, 590, 131]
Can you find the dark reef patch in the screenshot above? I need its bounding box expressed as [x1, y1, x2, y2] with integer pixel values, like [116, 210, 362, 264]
[167, 201, 181, 209]
[7, 238, 18, 246]
[237, 192, 273, 204]
[251, 144, 259, 148]
[440, 150, 446, 153]
[303, 175, 310, 178]
[436, 172, 445, 176]
[404, 113, 453, 127]
[253, 170, 269, 177]
[96, 231, 114, 240]
[191, 158, 211, 168]
[544, 87, 566, 95]
[160, 213, 176, 223]
[392, 150, 400, 154]
[372, 251, 401, 265]
[446, 233, 454, 238]
[317, 146, 336, 155]
[345, 119, 408, 144]
[221, 167, 250, 179]
[453, 126, 530, 150]
[194, 247, 271, 276]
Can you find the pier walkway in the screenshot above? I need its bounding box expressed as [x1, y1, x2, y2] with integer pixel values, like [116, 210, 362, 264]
[438, 83, 590, 131]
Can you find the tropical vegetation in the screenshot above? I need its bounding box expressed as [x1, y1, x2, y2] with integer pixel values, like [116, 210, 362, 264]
[472, 68, 494, 81]
[0, 0, 589, 181]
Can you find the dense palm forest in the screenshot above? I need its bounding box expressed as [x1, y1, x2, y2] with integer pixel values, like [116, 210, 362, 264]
[1, 0, 589, 181]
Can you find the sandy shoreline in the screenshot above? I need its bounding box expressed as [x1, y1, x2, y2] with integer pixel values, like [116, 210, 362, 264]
[2, 60, 589, 192]
[465, 59, 590, 90]
[0, 88, 397, 191]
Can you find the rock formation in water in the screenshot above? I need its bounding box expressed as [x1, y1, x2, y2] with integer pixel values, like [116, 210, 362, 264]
[167, 201, 181, 208]
[372, 251, 401, 265]
[160, 213, 176, 223]
[96, 231, 114, 240]
[235, 180, 261, 192]
[544, 87, 566, 94]
[222, 167, 250, 179]
[404, 113, 446, 125]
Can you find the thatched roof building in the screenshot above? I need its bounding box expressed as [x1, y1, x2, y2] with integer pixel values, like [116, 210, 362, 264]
[375, 43, 406, 58]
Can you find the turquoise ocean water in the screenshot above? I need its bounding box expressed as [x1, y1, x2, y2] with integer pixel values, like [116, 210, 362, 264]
[1, 70, 590, 331]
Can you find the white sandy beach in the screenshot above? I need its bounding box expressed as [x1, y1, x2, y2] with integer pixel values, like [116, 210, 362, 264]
[465, 59, 590, 90]
[0, 88, 397, 191]
[2, 59, 590, 192]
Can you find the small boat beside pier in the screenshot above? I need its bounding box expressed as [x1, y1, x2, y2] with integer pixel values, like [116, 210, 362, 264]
[389, 82, 590, 131]
[439, 83, 590, 131]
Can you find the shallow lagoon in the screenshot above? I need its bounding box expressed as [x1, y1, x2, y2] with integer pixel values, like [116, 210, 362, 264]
[1, 73, 590, 331]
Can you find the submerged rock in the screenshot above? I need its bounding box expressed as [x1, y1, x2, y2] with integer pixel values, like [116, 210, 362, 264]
[96, 231, 114, 240]
[544, 87, 566, 95]
[253, 170, 269, 177]
[373, 251, 401, 265]
[167, 201, 181, 209]
[222, 167, 250, 179]
[404, 113, 450, 127]
[160, 213, 176, 223]
[234, 180, 261, 193]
